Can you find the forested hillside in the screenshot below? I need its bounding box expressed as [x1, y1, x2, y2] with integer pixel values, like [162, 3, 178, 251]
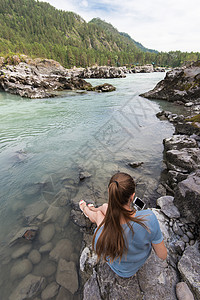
[0, 0, 199, 68]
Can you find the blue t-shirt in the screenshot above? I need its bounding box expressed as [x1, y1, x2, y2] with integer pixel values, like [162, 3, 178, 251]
[94, 209, 163, 278]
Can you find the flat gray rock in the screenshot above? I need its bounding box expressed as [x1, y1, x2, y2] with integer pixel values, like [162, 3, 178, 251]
[138, 251, 178, 299]
[156, 196, 180, 218]
[176, 282, 194, 300]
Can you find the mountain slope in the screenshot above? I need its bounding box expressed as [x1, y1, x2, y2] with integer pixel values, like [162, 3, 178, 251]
[119, 32, 158, 53]
[89, 18, 157, 53]
[0, 0, 199, 68]
[0, 0, 159, 67]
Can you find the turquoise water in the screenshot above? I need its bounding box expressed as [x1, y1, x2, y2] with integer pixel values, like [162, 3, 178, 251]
[0, 73, 176, 299]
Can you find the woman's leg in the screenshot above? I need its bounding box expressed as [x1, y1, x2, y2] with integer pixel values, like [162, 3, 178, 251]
[79, 201, 105, 226]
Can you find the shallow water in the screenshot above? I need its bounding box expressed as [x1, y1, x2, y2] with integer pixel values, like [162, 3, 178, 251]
[0, 73, 182, 299]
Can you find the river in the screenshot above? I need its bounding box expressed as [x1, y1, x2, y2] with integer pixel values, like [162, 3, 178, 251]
[0, 72, 182, 299]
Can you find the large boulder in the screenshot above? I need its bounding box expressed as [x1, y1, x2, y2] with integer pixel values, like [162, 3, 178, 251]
[178, 242, 200, 299]
[137, 251, 178, 300]
[131, 64, 154, 73]
[163, 135, 198, 151]
[94, 83, 116, 92]
[83, 252, 178, 300]
[174, 171, 200, 227]
[165, 148, 200, 173]
[84, 262, 142, 300]
[140, 61, 200, 104]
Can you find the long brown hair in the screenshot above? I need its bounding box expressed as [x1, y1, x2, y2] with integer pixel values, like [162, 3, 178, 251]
[92, 172, 149, 262]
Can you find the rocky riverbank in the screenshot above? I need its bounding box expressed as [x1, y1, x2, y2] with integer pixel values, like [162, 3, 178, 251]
[75, 64, 165, 78]
[157, 111, 200, 231]
[0, 55, 166, 98]
[0, 56, 116, 98]
[140, 60, 200, 107]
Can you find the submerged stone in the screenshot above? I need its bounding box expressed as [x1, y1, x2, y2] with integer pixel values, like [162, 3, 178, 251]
[10, 259, 33, 280]
[28, 249, 41, 265]
[11, 244, 32, 259]
[56, 259, 78, 294]
[42, 261, 57, 277]
[41, 282, 59, 300]
[39, 242, 53, 253]
[49, 239, 73, 262]
[9, 274, 45, 300]
[39, 223, 55, 244]
[56, 287, 73, 300]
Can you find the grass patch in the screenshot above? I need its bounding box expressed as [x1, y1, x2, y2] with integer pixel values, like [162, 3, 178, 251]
[186, 114, 200, 123]
[185, 114, 200, 128]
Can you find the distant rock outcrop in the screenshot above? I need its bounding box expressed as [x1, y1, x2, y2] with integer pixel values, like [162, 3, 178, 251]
[140, 61, 200, 105]
[78, 66, 126, 78]
[131, 64, 154, 73]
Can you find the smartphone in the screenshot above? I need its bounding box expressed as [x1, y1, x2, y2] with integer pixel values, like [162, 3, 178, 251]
[133, 197, 145, 210]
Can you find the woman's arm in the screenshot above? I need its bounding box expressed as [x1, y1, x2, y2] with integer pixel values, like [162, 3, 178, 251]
[80, 202, 108, 226]
[152, 240, 167, 260]
[89, 203, 108, 215]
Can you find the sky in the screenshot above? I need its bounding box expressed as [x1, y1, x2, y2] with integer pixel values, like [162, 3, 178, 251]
[40, 0, 200, 52]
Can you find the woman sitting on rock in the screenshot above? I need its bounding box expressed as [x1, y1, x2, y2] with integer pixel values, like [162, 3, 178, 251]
[79, 172, 167, 277]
